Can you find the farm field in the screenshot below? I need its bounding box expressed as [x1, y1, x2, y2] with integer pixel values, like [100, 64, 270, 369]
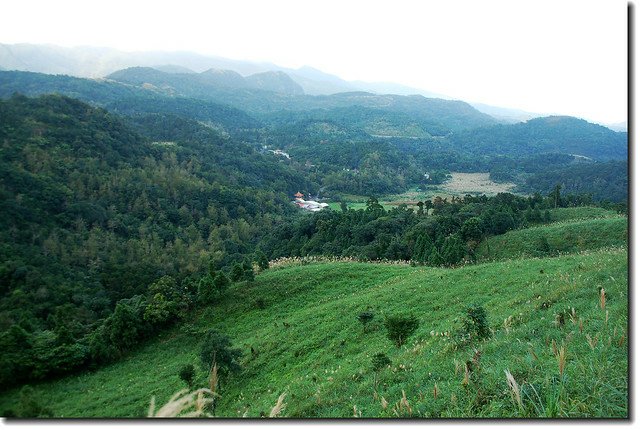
[328, 172, 518, 211]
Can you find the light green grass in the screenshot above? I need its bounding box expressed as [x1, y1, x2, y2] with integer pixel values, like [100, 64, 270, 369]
[0, 247, 627, 418]
[547, 207, 620, 222]
[476, 217, 627, 261]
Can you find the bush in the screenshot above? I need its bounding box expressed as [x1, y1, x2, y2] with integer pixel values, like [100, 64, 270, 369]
[178, 364, 196, 389]
[384, 314, 419, 347]
[463, 304, 491, 340]
[230, 263, 244, 282]
[197, 275, 216, 305]
[199, 330, 242, 375]
[255, 250, 269, 271]
[213, 272, 231, 295]
[371, 352, 391, 371]
[357, 311, 374, 332]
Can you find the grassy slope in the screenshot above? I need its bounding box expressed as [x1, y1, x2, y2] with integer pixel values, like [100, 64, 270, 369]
[0, 247, 627, 418]
[475, 216, 627, 261]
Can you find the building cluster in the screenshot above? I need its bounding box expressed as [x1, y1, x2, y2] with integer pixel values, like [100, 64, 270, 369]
[293, 192, 328, 212]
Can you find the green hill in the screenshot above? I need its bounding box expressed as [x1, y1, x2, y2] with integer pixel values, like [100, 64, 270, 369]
[475, 216, 627, 261]
[450, 116, 627, 161]
[0, 247, 627, 418]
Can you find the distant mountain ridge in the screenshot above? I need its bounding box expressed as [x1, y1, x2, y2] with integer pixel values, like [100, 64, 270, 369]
[0, 43, 470, 100]
[0, 43, 625, 130]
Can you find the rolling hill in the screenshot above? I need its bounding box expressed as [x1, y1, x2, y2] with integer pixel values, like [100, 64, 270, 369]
[0, 239, 627, 417]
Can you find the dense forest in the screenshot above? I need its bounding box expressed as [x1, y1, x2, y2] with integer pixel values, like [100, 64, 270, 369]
[0, 94, 311, 387]
[0, 70, 628, 199]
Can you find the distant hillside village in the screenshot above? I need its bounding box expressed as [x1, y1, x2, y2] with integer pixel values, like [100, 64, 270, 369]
[293, 192, 329, 212]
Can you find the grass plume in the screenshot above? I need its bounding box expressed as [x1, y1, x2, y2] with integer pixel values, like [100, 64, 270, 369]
[505, 369, 524, 412]
[269, 392, 287, 418]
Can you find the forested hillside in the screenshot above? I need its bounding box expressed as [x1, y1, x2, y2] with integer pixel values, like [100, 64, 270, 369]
[0, 94, 310, 387]
[0, 70, 628, 199]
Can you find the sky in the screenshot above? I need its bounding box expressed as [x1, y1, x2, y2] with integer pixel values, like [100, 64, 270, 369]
[0, 0, 629, 124]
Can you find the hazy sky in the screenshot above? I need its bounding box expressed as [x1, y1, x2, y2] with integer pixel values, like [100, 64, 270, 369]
[1, 0, 628, 124]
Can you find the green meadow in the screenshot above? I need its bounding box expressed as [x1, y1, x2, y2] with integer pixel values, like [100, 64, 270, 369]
[0, 215, 627, 418]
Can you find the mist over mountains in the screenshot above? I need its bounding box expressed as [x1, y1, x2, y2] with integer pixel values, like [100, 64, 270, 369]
[2, 42, 620, 128]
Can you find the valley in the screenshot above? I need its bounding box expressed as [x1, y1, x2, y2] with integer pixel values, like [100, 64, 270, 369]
[0, 44, 628, 419]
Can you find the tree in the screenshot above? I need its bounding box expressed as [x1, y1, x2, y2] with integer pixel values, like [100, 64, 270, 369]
[199, 330, 241, 375]
[242, 260, 255, 282]
[441, 234, 466, 266]
[230, 263, 244, 282]
[416, 201, 424, 216]
[213, 272, 231, 295]
[549, 184, 563, 209]
[536, 235, 552, 256]
[423, 200, 433, 216]
[197, 275, 216, 305]
[371, 352, 391, 371]
[460, 217, 483, 243]
[366, 196, 384, 213]
[384, 315, 419, 347]
[255, 250, 269, 271]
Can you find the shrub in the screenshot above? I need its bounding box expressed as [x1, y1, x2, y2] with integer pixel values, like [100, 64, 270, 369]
[254, 298, 267, 310]
[178, 364, 196, 389]
[357, 311, 375, 332]
[463, 304, 491, 340]
[230, 263, 244, 282]
[242, 260, 255, 282]
[197, 275, 216, 305]
[384, 315, 419, 347]
[213, 272, 231, 295]
[255, 250, 269, 271]
[371, 352, 391, 371]
[199, 330, 242, 375]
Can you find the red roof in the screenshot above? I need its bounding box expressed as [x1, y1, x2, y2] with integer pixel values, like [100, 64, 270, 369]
[294, 192, 304, 198]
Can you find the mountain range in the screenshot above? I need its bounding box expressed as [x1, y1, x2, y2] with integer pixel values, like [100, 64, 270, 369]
[2, 42, 623, 129]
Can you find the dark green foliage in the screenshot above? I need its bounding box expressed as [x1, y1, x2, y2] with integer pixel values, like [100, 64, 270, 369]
[537, 236, 552, 256]
[242, 260, 255, 282]
[463, 304, 491, 340]
[255, 250, 269, 271]
[357, 311, 375, 331]
[230, 263, 244, 282]
[521, 161, 628, 203]
[213, 272, 231, 295]
[254, 298, 267, 310]
[178, 364, 196, 389]
[371, 352, 392, 371]
[441, 234, 466, 266]
[198, 275, 216, 305]
[144, 275, 190, 324]
[450, 116, 627, 161]
[461, 217, 483, 243]
[384, 315, 419, 347]
[0, 94, 313, 386]
[199, 330, 242, 375]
